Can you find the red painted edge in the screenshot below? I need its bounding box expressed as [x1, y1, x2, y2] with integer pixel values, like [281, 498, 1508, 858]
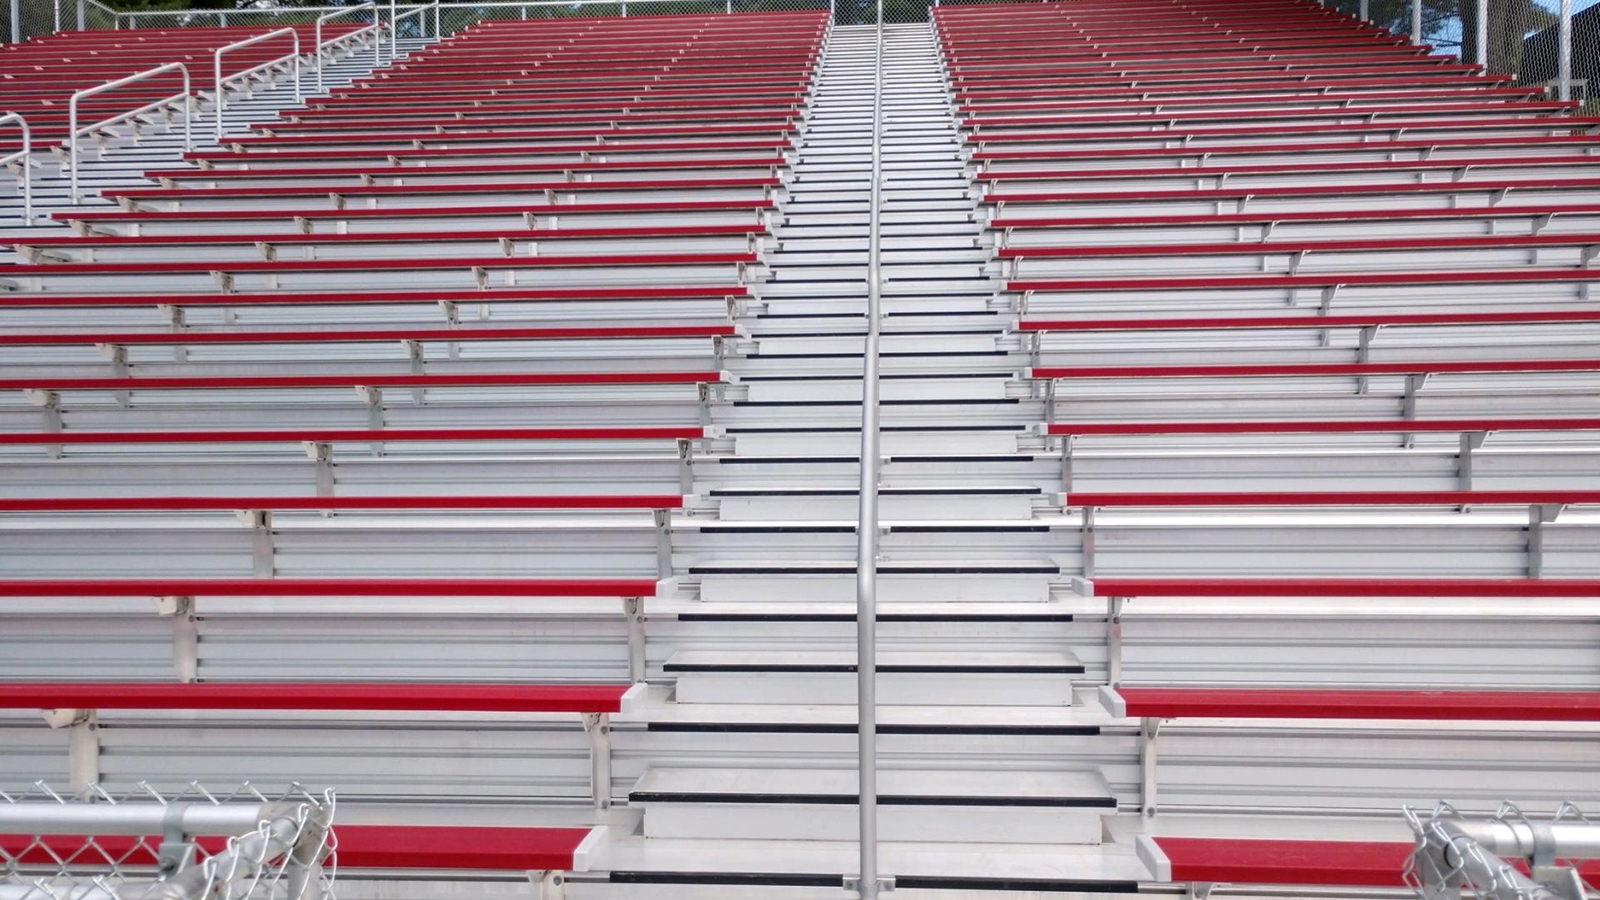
[0, 682, 631, 713]
[1091, 577, 1600, 598]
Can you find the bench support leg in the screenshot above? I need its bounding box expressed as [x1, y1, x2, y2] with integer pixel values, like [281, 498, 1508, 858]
[1107, 596, 1125, 686]
[1528, 503, 1564, 578]
[624, 597, 645, 684]
[42, 708, 99, 792]
[677, 440, 695, 494]
[534, 870, 567, 900]
[1081, 507, 1097, 579]
[157, 595, 199, 682]
[1140, 717, 1161, 818]
[653, 510, 673, 581]
[306, 441, 335, 498]
[1457, 431, 1487, 491]
[582, 713, 612, 810]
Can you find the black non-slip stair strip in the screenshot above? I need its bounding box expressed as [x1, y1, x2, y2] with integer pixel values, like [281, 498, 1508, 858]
[689, 564, 1061, 574]
[663, 662, 1084, 675]
[645, 721, 1097, 735]
[626, 791, 1114, 807]
[607, 872, 1140, 892]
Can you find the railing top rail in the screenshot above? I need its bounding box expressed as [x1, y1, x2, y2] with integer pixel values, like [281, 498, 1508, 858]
[316, 1, 378, 27]
[67, 62, 192, 201]
[216, 25, 302, 55]
[69, 60, 189, 112]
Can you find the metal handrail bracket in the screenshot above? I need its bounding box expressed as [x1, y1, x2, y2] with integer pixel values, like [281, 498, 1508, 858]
[316, 2, 382, 92]
[67, 62, 192, 203]
[0, 112, 33, 226]
[213, 27, 302, 140]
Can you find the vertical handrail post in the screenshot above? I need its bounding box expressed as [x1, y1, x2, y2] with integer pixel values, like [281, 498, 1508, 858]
[1474, 0, 1487, 67]
[1559, 0, 1573, 102]
[0, 113, 33, 226]
[854, 0, 884, 898]
[1411, 0, 1422, 45]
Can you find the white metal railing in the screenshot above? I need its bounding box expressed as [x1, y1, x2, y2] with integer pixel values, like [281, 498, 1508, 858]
[67, 62, 192, 203]
[213, 27, 301, 141]
[315, 2, 381, 93]
[852, 3, 886, 900]
[390, 0, 440, 58]
[0, 112, 32, 227]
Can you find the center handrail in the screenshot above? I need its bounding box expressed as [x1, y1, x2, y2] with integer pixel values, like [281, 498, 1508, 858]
[315, 2, 382, 92]
[390, 0, 442, 59]
[67, 62, 192, 203]
[854, 3, 886, 899]
[0, 112, 33, 226]
[213, 27, 301, 140]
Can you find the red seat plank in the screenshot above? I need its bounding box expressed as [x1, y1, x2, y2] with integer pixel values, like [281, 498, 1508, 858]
[0, 285, 745, 308]
[1017, 309, 1600, 332]
[1044, 417, 1600, 436]
[0, 577, 656, 597]
[0, 324, 738, 347]
[1064, 490, 1600, 508]
[1107, 686, 1600, 721]
[0, 426, 710, 445]
[0, 681, 634, 714]
[1026, 359, 1600, 379]
[1090, 578, 1600, 598]
[0, 495, 685, 513]
[0, 371, 728, 392]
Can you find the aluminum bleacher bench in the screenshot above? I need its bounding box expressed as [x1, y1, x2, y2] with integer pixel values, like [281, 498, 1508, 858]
[101, 175, 783, 208]
[0, 370, 734, 392]
[1017, 309, 1600, 333]
[0, 577, 669, 682]
[979, 154, 1600, 185]
[1096, 683, 1600, 815]
[0, 323, 741, 349]
[0, 285, 748, 309]
[56, 199, 777, 233]
[139, 158, 789, 184]
[1024, 359, 1600, 380]
[0, 426, 720, 495]
[965, 117, 1600, 149]
[983, 178, 1600, 210]
[1043, 416, 1600, 490]
[960, 86, 1547, 113]
[963, 100, 1577, 130]
[0, 679, 641, 806]
[971, 133, 1600, 164]
[218, 128, 797, 152]
[988, 204, 1600, 239]
[187, 140, 795, 161]
[4, 252, 758, 292]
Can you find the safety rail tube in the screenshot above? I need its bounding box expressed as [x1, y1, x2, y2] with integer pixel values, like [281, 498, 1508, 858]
[68, 63, 192, 204]
[854, 3, 885, 900]
[390, 0, 441, 58]
[0, 113, 32, 227]
[213, 28, 301, 141]
[316, 2, 381, 93]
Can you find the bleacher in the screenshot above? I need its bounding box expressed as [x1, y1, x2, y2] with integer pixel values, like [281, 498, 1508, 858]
[0, 0, 1596, 896]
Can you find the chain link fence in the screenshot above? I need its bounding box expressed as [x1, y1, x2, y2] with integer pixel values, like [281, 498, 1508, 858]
[1, 782, 336, 900]
[1332, 0, 1593, 104]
